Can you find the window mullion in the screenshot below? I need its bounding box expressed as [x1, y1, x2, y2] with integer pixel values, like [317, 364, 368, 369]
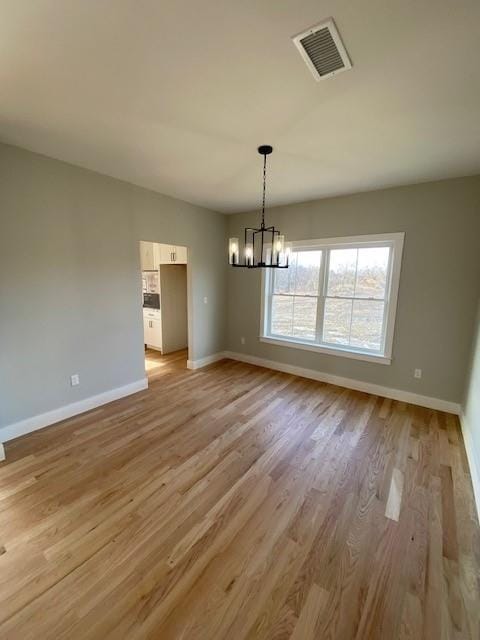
[315, 249, 328, 345]
[346, 249, 360, 347]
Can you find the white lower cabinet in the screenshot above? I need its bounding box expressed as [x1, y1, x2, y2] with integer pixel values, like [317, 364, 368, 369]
[143, 310, 162, 350]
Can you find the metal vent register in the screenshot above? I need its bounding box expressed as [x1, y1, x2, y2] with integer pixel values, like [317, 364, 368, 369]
[293, 19, 352, 81]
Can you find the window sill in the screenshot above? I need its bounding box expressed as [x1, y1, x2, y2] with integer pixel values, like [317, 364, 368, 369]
[259, 336, 392, 365]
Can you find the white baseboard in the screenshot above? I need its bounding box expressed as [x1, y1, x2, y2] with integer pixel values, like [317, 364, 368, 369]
[145, 344, 162, 352]
[459, 412, 480, 522]
[224, 351, 461, 415]
[0, 443, 5, 461]
[187, 352, 227, 370]
[0, 378, 148, 446]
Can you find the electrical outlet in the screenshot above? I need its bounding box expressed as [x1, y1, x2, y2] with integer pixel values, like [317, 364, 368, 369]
[240, 336, 246, 345]
[414, 369, 422, 379]
[203, 296, 208, 304]
[70, 374, 80, 386]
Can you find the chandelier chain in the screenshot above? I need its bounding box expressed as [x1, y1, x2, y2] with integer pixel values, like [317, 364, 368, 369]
[261, 152, 267, 228]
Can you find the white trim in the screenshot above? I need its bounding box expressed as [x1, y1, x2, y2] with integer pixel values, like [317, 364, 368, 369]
[259, 336, 391, 365]
[187, 352, 227, 370]
[0, 378, 148, 446]
[0, 443, 5, 461]
[224, 351, 460, 415]
[261, 232, 404, 364]
[459, 412, 480, 522]
[383, 234, 404, 361]
[287, 232, 404, 249]
[145, 344, 162, 352]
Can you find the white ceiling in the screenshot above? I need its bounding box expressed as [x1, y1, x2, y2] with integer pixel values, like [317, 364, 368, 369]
[1, 0, 480, 213]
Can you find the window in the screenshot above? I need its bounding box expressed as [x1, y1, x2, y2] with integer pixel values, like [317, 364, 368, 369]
[261, 233, 404, 364]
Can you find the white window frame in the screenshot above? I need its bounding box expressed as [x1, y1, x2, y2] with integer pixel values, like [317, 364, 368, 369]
[260, 232, 404, 365]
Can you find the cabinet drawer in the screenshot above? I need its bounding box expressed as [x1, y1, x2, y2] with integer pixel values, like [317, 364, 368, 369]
[143, 309, 161, 318]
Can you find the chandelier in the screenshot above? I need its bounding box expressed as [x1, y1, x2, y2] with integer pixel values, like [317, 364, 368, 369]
[229, 145, 290, 269]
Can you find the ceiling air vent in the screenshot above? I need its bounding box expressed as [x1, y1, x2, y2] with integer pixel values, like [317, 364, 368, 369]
[292, 18, 352, 81]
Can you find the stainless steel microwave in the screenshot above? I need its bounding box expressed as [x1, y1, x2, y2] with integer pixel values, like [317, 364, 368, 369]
[143, 292, 160, 309]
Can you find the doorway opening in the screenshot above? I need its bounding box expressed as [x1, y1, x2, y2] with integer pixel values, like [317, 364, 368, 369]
[139, 241, 189, 379]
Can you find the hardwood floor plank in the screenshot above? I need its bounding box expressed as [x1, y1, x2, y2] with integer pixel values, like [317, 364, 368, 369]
[398, 592, 423, 639]
[0, 351, 478, 639]
[289, 583, 329, 640]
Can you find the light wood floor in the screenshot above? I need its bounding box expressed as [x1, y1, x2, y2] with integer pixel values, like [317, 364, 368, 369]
[0, 352, 479, 639]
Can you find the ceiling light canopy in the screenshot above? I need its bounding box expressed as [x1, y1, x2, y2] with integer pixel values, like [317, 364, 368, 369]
[228, 146, 290, 269]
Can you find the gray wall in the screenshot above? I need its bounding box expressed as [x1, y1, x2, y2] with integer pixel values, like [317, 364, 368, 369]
[0, 143, 227, 429]
[227, 176, 480, 403]
[463, 300, 480, 498]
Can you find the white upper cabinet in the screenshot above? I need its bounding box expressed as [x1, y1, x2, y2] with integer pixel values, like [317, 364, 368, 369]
[141, 242, 187, 268]
[140, 241, 164, 271]
[174, 245, 188, 263]
[159, 244, 187, 264]
[140, 241, 155, 270]
[159, 244, 175, 264]
[153, 243, 161, 269]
